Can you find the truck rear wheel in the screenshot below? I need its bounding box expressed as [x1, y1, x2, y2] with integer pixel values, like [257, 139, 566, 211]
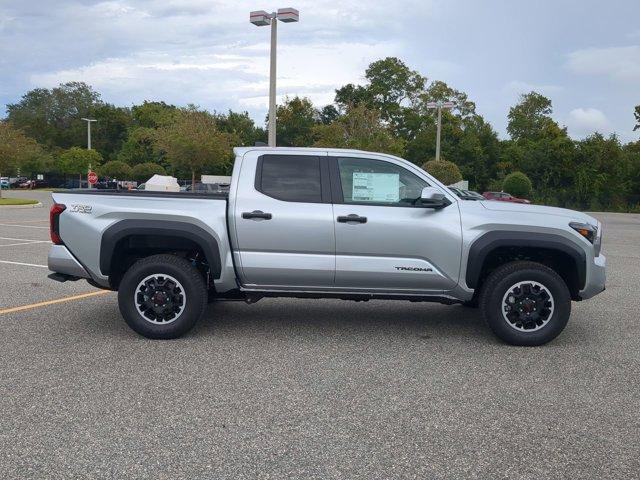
[117, 254, 207, 339]
[480, 261, 571, 346]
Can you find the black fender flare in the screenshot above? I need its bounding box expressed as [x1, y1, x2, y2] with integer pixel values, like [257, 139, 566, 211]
[100, 220, 222, 278]
[465, 231, 586, 289]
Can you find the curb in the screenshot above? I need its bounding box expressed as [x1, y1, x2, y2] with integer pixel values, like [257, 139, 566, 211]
[0, 202, 43, 209]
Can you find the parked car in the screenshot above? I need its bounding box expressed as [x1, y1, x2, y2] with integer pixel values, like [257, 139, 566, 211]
[19, 179, 49, 189]
[0, 177, 9, 189]
[48, 146, 605, 346]
[10, 177, 28, 188]
[448, 187, 479, 200]
[482, 191, 531, 204]
[463, 190, 485, 200]
[185, 182, 230, 193]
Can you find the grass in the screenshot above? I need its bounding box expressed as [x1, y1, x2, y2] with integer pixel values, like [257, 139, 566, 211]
[0, 197, 39, 206]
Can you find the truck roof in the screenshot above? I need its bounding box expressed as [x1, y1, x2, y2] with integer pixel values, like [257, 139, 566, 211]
[233, 146, 383, 157]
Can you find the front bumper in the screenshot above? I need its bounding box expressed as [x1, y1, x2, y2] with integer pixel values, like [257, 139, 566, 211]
[48, 245, 91, 280]
[579, 253, 606, 300]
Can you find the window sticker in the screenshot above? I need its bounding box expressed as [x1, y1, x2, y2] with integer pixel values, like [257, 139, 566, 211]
[352, 172, 400, 202]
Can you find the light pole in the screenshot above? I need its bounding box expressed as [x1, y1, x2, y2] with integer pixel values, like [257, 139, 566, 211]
[81, 117, 97, 149]
[250, 8, 299, 147]
[81, 117, 97, 188]
[426, 101, 455, 162]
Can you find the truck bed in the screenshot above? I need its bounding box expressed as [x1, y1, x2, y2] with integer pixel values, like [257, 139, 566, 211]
[56, 189, 229, 200]
[50, 188, 236, 292]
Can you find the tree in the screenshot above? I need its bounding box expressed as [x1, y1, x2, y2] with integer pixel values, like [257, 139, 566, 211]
[117, 127, 160, 166]
[573, 134, 631, 210]
[132, 101, 178, 129]
[420, 80, 477, 119]
[507, 92, 554, 141]
[0, 122, 51, 198]
[634, 105, 640, 132]
[215, 110, 266, 146]
[335, 57, 427, 138]
[132, 162, 166, 182]
[273, 96, 317, 147]
[91, 104, 133, 159]
[99, 160, 132, 180]
[155, 108, 236, 188]
[318, 105, 340, 125]
[59, 147, 103, 186]
[503, 172, 533, 198]
[421, 159, 462, 186]
[6, 82, 103, 150]
[312, 105, 405, 156]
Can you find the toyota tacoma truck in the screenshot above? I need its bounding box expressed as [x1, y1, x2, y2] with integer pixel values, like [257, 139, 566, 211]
[47, 147, 606, 345]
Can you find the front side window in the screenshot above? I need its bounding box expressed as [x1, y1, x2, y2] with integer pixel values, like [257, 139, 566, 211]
[258, 155, 322, 202]
[337, 157, 429, 206]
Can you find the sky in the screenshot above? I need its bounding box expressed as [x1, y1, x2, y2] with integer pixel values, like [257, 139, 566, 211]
[1, 0, 639, 142]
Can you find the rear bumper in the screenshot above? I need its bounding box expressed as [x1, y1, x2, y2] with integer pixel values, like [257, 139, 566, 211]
[579, 254, 606, 300]
[48, 245, 91, 279]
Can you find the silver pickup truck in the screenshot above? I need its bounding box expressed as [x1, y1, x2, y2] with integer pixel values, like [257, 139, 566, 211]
[48, 147, 606, 345]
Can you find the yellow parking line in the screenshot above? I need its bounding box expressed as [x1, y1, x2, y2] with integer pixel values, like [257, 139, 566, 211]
[0, 290, 111, 315]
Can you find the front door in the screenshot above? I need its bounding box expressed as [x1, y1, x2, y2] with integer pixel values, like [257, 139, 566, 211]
[330, 154, 462, 293]
[233, 152, 335, 288]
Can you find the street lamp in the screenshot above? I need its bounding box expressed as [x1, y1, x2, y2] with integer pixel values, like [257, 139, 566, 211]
[426, 101, 455, 162]
[250, 7, 299, 147]
[81, 117, 97, 149]
[81, 117, 97, 188]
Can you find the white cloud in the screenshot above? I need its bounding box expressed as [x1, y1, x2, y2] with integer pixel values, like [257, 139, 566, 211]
[6, 0, 419, 122]
[566, 108, 612, 137]
[566, 46, 640, 81]
[504, 80, 562, 97]
[30, 39, 399, 121]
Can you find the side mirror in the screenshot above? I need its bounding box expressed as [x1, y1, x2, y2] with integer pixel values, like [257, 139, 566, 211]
[419, 186, 449, 208]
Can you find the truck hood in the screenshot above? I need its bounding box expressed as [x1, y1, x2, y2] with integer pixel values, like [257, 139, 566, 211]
[480, 201, 597, 225]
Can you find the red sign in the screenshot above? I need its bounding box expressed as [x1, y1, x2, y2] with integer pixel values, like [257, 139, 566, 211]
[88, 171, 98, 185]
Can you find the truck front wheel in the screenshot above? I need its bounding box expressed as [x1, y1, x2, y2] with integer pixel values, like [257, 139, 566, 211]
[480, 261, 571, 346]
[117, 254, 208, 339]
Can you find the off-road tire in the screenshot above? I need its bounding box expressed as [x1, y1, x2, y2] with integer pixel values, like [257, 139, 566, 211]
[118, 254, 207, 339]
[480, 261, 571, 346]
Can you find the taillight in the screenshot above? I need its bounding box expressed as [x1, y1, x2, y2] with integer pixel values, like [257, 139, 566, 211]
[50, 203, 66, 245]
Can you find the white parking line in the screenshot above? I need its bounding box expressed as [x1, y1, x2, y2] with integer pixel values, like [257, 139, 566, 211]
[0, 237, 51, 242]
[0, 237, 51, 247]
[0, 224, 49, 229]
[0, 241, 51, 247]
[0, 260, 48, 268]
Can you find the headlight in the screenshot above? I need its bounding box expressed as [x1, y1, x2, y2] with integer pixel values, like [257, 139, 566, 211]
[593, 222, 603, 257]
[570, 221, 601, 255]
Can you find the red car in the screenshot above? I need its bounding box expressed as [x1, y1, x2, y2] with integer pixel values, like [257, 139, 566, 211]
[482, 191, 531, 204]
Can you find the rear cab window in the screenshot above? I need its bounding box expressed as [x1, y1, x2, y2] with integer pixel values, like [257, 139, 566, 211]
[256, 155, 323, 203]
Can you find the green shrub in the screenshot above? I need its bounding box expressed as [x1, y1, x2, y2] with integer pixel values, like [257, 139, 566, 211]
[99, 160, 133, 180]
[487, 178, 504, 192]
[132, 162, 166, 182]
[422, 159, 462, 186]
[503, 171, 532, 198]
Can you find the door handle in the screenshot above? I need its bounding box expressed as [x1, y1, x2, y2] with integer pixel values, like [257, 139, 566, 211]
[337, 214, 367, 224]
[242, 210, 272, 220]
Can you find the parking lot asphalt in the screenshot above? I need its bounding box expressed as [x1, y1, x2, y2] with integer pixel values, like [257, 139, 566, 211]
[1, 190, 639, 479]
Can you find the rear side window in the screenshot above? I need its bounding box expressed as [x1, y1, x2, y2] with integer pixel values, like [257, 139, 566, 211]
[257, 155, 322, 202]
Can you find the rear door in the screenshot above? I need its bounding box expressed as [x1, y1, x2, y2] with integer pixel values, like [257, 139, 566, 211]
[330, 154, 462, 293]
[232, 152, 335, 288]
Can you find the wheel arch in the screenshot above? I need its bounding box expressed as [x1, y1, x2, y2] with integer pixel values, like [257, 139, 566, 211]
[465, 231, 586, 299]
[100, 219, 222, 283]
